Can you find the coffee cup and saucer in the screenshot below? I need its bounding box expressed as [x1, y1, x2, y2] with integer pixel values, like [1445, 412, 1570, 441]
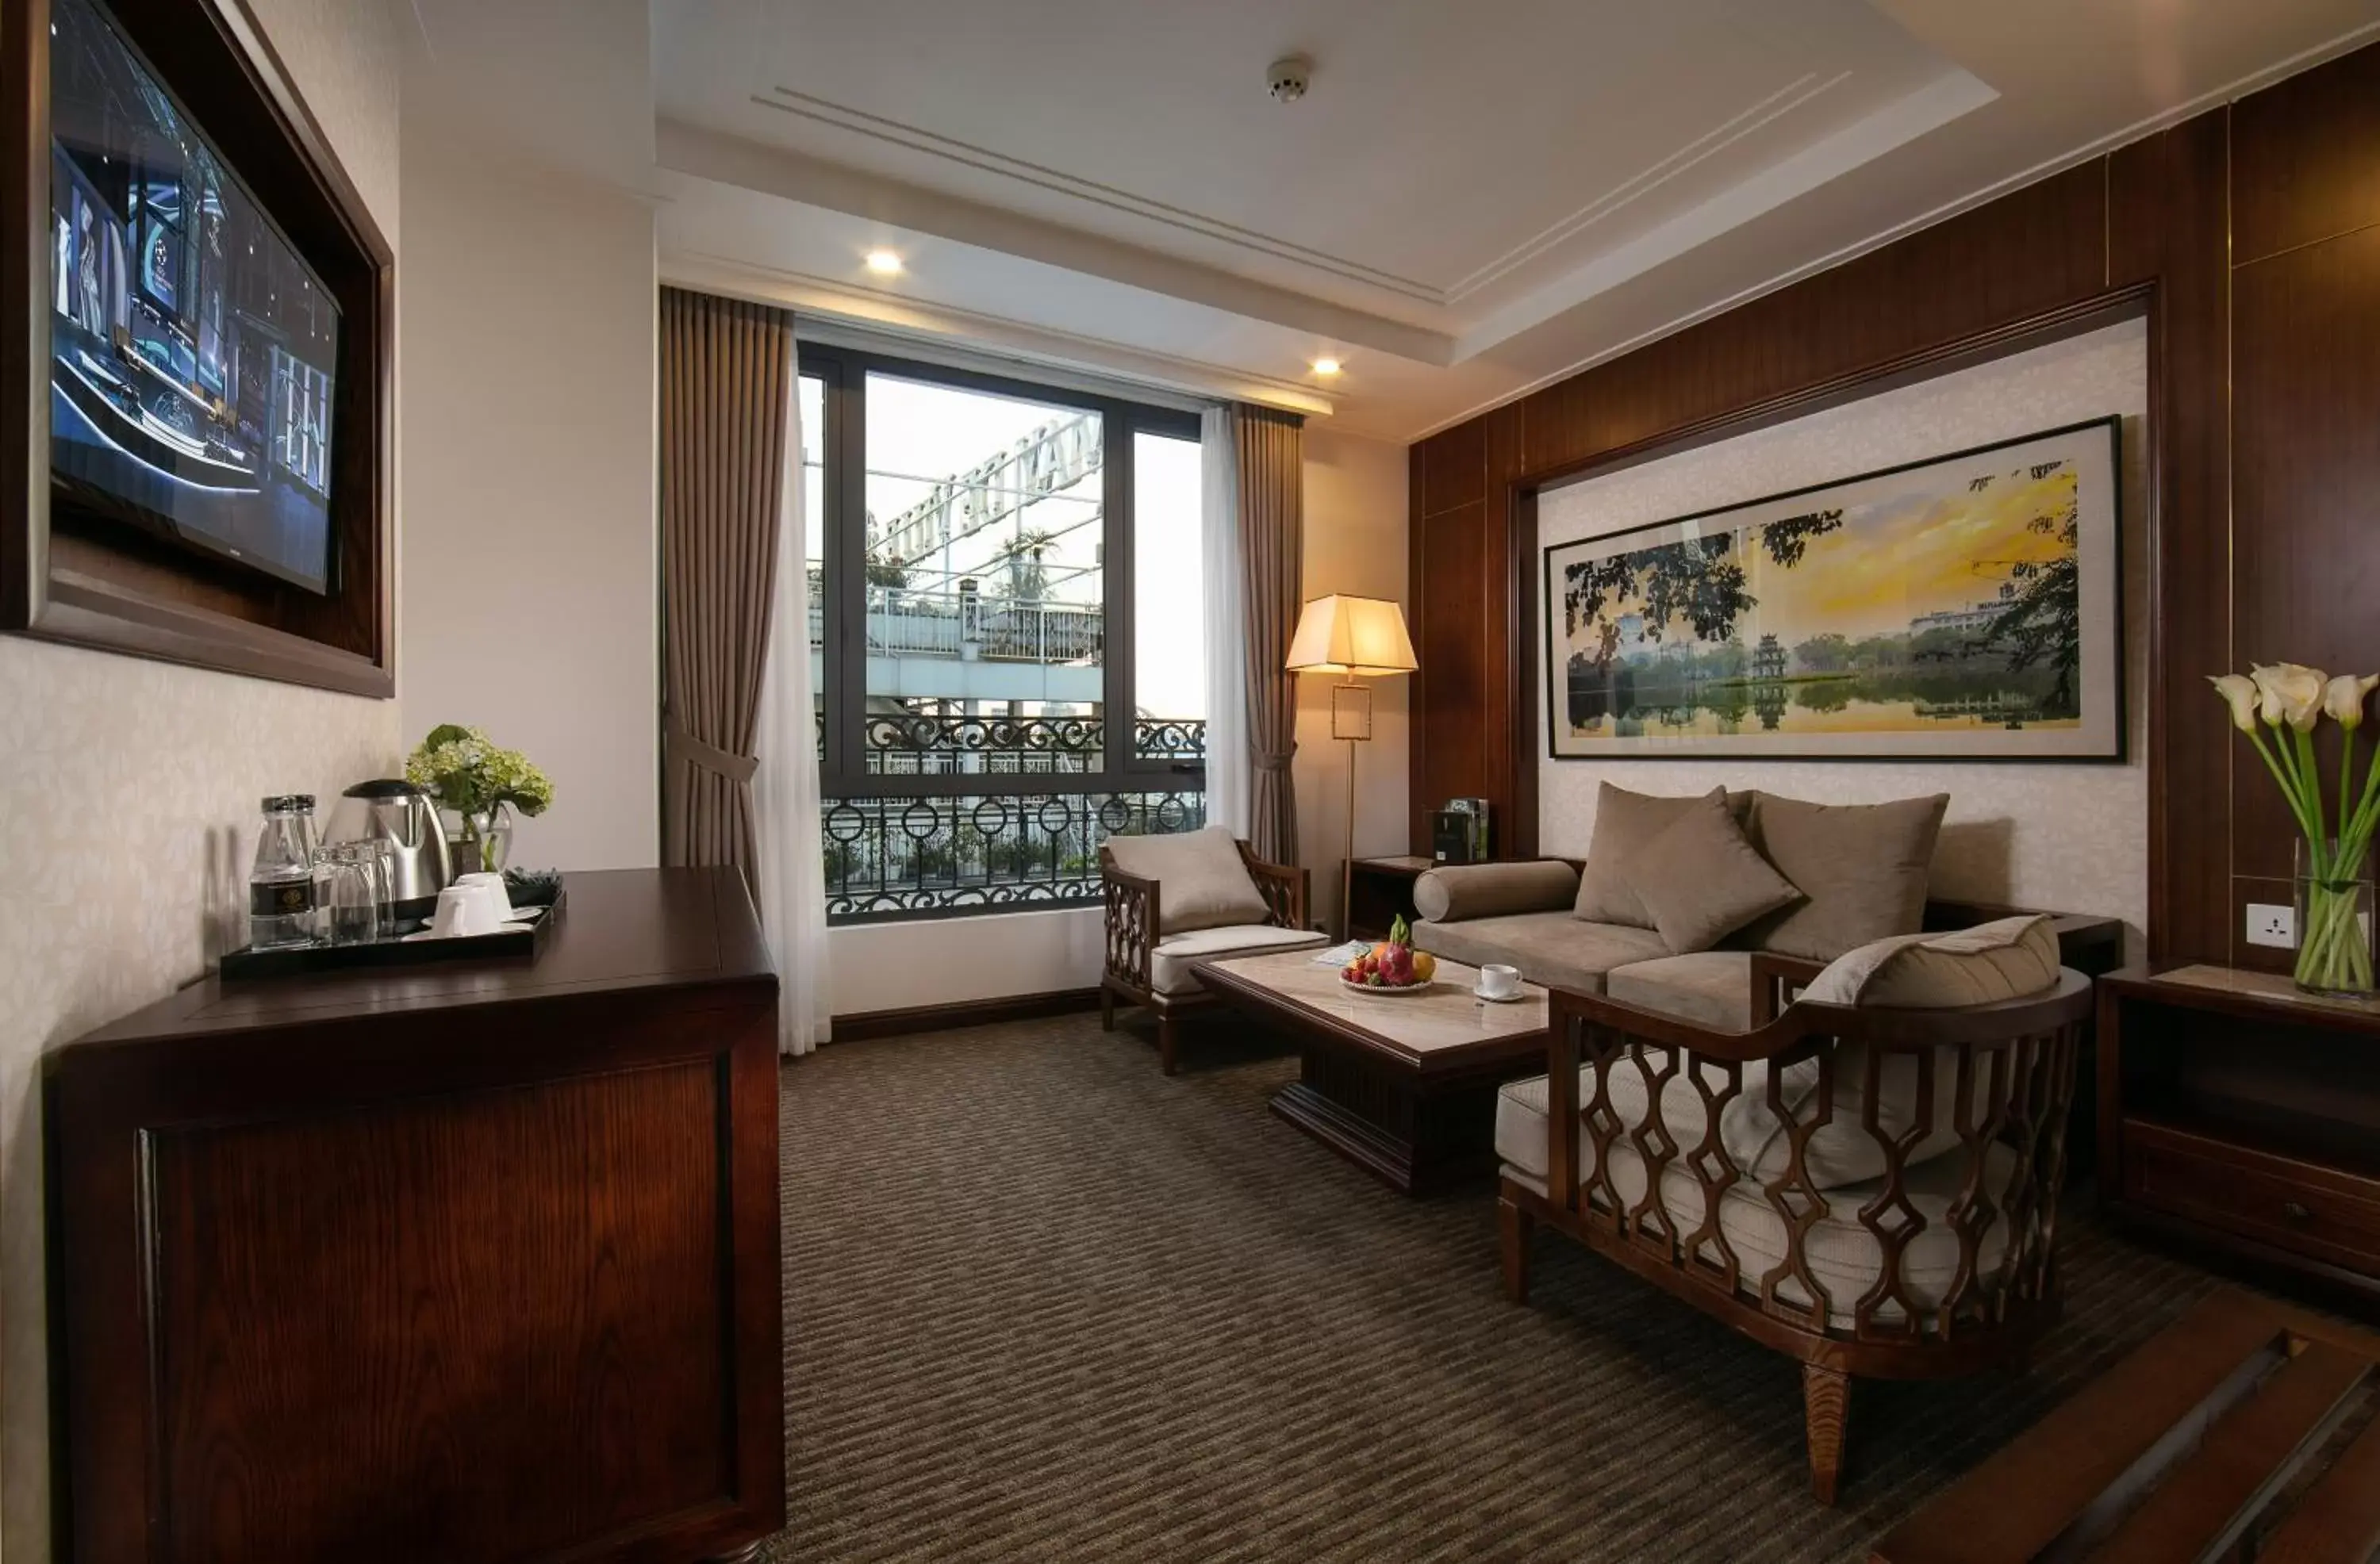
[409, 872, 520, 940]
[1474, 963, 1524, 1003]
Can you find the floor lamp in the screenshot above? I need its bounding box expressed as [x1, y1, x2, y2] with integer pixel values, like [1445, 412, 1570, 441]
[1285, 593, 1418, 940]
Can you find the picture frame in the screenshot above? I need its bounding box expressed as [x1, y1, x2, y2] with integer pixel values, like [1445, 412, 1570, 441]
[1542, 416, 2123, 762]
[0, 0, 394, 696]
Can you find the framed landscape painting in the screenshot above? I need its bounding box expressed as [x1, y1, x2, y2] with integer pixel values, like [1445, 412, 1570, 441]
[1543, 416, 2122, 761]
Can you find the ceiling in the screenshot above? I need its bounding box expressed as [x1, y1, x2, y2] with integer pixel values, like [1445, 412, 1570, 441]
[405, 0, 2380, 440]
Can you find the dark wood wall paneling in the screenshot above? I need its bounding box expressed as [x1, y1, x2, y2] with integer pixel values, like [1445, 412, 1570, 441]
[1406, 42, 2380, 966]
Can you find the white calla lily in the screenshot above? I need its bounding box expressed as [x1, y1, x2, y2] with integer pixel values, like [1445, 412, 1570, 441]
[2324, 673, 2379, 729]
[2209, 674, 2259, 734]
[2251, 662, 2327, 732]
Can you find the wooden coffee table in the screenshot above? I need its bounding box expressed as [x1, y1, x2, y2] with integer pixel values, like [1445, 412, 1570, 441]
[1195, 949, 1549, 1195]
[1871, 1288, 2380, 1563]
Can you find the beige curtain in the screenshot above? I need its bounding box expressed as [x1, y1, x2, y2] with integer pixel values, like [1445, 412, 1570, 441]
[658, 287, 795, 880]
[1234, 404, 1303, 865]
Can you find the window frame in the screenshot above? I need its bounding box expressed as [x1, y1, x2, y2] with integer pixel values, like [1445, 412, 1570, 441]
[799, 343, 1207, 921]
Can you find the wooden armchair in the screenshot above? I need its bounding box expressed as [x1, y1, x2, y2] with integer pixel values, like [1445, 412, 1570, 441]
[1499, 970, 2094, 1504]
[1100, 838, 1315, 1074]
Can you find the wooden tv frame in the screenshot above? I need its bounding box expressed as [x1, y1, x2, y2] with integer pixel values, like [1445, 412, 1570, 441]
[0, 0, 393, 696]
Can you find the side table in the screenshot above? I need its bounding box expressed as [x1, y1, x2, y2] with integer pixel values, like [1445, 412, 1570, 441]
[1344, 854, 1432, 941]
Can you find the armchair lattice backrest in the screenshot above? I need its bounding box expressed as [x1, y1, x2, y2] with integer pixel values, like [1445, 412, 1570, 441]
[1545, 972, 2091, 1349]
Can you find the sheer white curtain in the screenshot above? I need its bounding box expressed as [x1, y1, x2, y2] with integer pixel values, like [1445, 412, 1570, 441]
[754, 345, 832, 1055]
[1200, 404, 1250, 838]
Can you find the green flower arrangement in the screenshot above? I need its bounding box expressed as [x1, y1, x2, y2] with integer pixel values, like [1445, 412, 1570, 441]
[405, 724, 554, 864]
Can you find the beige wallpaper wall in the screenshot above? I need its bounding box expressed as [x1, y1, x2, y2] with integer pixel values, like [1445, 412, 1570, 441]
[0, 3, 405, 1554]
[1537, 318, 2149, 949]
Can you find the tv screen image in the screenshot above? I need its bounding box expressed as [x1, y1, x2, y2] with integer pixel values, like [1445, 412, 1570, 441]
[46, 0, 340, 595]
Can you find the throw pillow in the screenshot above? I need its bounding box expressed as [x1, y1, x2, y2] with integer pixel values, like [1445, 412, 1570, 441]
[1738, 791, 1948, 960]
[1629, 790, 1802, 953]
[1802, 914, 2062, 1007]
[1103, 826, 1269, 935]
[1573, 784, 1726, 927]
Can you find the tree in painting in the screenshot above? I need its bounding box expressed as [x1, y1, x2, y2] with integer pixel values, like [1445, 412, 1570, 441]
[1987, 475, 2084, 717]
[1560, 509, 1842, 644]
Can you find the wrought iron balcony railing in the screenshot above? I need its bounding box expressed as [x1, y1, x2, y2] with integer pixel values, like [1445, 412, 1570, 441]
[860, 715, 1205, 775]
[823, 789, 1206, 922]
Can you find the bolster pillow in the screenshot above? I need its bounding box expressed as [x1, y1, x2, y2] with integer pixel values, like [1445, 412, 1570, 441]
[1414, 860, 1581, 923]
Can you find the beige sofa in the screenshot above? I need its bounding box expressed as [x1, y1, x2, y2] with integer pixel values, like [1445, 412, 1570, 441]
[1412, 786, 2121, 1030]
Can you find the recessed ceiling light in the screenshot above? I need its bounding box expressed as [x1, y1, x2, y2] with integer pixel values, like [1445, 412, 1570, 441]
[1311, 357, 1343, 377]
[865, 250, 904, 276]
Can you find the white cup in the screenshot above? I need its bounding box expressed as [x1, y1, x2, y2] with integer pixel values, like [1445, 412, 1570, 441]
[1477, 963, 1522, 1001]
[430, 883, 505, 938]
[455, 871, 514, 920]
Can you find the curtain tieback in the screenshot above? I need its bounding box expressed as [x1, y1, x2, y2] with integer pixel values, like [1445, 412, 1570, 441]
[666, 721, 759, 785]
[1253, 749, 1296, 772]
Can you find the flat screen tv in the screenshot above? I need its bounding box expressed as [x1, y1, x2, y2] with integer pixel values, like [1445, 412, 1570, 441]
[45, 0, 340, 595]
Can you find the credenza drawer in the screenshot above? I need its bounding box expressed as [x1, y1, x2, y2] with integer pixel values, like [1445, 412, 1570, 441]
[2123, 1120, 2380, 1276]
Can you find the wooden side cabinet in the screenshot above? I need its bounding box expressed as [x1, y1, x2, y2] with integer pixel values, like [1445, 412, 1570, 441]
[2097, 964, 2380, 1307]
[1344, 855, 1432, 942]
[47, 868, 785, 1564]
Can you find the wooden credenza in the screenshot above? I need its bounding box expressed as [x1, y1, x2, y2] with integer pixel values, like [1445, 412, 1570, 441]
[2098, 964, 2380, 1308]
[48, 867, 785, 1564]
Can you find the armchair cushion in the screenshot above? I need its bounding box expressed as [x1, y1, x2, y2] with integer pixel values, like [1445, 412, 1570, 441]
[1739, 792, 1948, 960]
[1104, 826, 1269, 935]
[1495, 1010, 1987, 1192]
[1631, 789, 1802, 953]
[1604, 952, 1756, 1032]
[1411, 913, 1667, 994]
[1496, 1069, 2017, 1328]
[1149, 924, 1329, 996]
[1802, 914, 2060, 1007]
[1413, 860, 1579, 923]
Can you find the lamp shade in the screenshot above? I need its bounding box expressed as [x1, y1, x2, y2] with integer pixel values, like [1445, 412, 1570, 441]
[1284, 593, 1418, 677]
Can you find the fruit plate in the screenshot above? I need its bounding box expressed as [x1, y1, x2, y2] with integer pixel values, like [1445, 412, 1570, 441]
[1339, 976, 1438, 999]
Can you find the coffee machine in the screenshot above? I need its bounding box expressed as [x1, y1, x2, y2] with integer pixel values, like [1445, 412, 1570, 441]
[325, 779, 451, 923]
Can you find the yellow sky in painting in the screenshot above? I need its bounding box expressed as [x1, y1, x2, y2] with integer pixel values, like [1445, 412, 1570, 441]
[1588, 461, 2079, 650]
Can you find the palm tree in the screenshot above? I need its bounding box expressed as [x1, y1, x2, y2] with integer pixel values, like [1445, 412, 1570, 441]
[992, 527, 1059, 604]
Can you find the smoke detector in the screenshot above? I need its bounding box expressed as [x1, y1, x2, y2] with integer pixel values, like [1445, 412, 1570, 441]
[1267, 55, 1312, 103]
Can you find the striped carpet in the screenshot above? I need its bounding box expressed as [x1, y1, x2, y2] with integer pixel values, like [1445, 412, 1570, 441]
[760, 1012, 2219, 1563]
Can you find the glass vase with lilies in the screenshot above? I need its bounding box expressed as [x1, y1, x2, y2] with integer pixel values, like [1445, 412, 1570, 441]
[2212, 664, 2380, 995]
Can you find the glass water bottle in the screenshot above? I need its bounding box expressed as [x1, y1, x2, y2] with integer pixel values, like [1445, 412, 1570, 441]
[248, 795, 321, 949]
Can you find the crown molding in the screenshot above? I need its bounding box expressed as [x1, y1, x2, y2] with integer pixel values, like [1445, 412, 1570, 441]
[754, 86, 1445, 305]
[655, 119, 1454, 367]
[658, 249, 1338, 419]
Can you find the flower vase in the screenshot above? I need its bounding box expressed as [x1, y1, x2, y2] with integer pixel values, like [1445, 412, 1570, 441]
[2293, 837, 2374, 998]
[451, 805, 514, 876]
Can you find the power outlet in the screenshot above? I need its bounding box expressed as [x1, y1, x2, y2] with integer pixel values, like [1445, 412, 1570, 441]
[2245, 903, 2297, 949]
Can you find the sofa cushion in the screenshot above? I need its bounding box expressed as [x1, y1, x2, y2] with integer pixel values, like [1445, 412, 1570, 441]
[1413, 860, 1579, 923]
[1412, 913, 1668, 995]
[1104, 826, 1269, 935]
[1804, 914, 2061, 1008]
[1605, 952, 1756, 1032]
[1631, 791, 1802, 953]
[1497, 1071, 2015, 1329]
[1739, 792, 1948, 960]
[1572, 784, 1726, 928]
[1149, 923, 1329, 996]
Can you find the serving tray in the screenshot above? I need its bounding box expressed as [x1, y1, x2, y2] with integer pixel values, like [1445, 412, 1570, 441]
[220, 885, 566, 980]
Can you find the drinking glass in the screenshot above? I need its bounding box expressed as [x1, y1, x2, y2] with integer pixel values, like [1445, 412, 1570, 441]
[317, 845, 384, 945]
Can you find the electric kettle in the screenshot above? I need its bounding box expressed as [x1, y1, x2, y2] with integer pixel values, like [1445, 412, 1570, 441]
[325, 779, 451, 922]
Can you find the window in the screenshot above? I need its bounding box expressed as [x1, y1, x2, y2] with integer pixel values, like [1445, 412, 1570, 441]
[800, 347, 1206, 921]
